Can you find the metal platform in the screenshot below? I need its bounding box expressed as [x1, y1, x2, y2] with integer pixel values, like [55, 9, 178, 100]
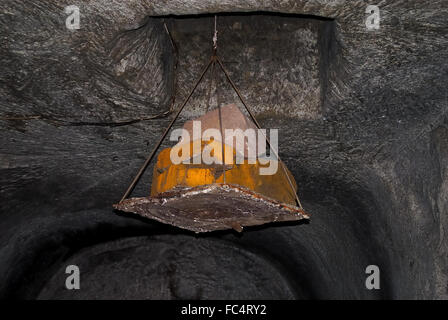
[114, 184, 309, 233]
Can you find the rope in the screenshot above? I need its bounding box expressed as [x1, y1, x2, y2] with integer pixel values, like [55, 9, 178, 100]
[211, 15, 226, 183]
[205, 60, 215, 113]
[213, 15, 218, 51]
[163, 20, 179, 116]
[215, 62, 227, 183]
[120, 57, 214, 202]
[0, 113, 171, 127]
[215, 57, 304, 209]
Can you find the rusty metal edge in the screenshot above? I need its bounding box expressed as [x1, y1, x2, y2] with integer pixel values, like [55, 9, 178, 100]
[114, 183, 309, 218]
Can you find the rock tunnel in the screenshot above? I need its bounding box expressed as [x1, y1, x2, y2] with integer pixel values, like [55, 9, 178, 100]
[0, 1, 447, 299]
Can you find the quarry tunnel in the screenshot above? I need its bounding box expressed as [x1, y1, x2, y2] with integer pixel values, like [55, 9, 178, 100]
[0, 1, 447, 300]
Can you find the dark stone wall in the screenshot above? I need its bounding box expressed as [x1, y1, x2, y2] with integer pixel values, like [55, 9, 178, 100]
[0, 0, 447, 299]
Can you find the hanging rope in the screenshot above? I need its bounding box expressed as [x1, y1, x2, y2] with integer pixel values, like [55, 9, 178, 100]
[120, 57, 214, 202]
[213, 15, 218, 51]
[215, 57, 304, 209]
[212, 15, 226, 183]
[205, 60, 215, 113]
[216, 71, 227, 183]
[163, 19, 179, 116]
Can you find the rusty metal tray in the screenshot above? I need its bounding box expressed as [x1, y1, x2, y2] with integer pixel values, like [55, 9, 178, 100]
[113, 184, 309, 233]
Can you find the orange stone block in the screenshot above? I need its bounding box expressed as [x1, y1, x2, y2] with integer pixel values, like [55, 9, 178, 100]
[151, 140, 297, 206]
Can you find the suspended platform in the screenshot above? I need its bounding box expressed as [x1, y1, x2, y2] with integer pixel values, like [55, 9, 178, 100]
[114, 184, 308, 233]
[113, 104, 309, 233]
[113, 28, 309, 233]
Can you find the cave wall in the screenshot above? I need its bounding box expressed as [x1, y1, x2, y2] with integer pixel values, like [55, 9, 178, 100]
[0, 0, 447, 299]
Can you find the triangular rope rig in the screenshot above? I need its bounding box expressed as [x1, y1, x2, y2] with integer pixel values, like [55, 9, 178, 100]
[114, 16, 309, 233]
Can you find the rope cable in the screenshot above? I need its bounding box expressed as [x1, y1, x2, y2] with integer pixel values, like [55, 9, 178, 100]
[215, 57, 304, 209]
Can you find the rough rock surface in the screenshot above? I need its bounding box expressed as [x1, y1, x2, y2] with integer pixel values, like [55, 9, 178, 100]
[38, 235, 297, 299]
[0, 0, 447, 299]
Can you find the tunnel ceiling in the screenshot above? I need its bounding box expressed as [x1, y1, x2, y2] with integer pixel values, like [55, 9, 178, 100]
[0, 0, 447, 299]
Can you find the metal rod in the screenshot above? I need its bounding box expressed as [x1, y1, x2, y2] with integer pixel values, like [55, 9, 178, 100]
[214, 60, 226, 183]
[215, 57, 303, 209]
[213, 15, 218, 50]
[205, 59, 215, 113]
[119, 57, 214, 203]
